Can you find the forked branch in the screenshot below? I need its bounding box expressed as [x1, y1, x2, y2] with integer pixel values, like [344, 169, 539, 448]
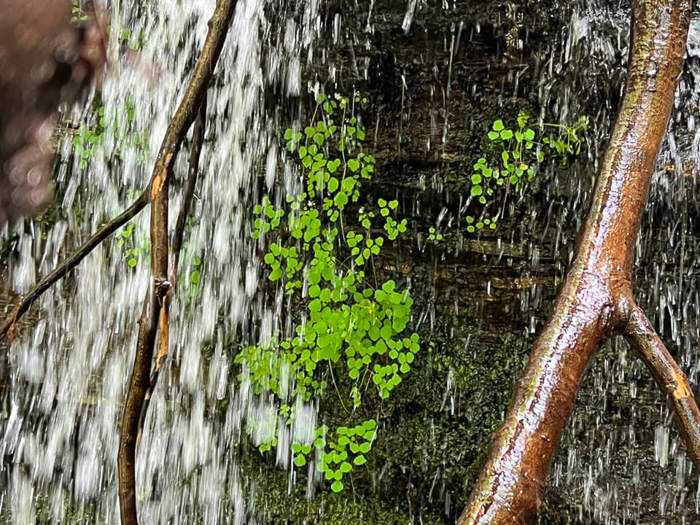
[459, 0, 693, 522]
[136, 95, 208, 450]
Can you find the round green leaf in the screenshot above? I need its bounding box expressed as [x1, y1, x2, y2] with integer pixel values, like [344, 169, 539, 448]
[331, 480, 344, 493]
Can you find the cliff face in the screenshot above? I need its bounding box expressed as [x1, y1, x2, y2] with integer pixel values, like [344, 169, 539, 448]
[1, 1, 697, 523]
[248, 1, 698, 523]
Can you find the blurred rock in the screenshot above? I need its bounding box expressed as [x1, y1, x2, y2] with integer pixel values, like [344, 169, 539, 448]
[0, 0, 106, 225]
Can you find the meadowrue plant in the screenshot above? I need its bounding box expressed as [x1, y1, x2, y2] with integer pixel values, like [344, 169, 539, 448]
[427, 227, 443, 242]
[239, 93, 420, 492]
[117, 223, 143, 268]
[464, 111, 588, 234]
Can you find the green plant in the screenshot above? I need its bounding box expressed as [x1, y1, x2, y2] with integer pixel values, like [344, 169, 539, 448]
[466, 111, 588, 233]
[72, 106, 106, 170]
[71, 0, 89, 23]
[117, 28, 146, 51]
[239, 93, 420, 492]
[71, 100, 149, 170]
[117, 223, 142, 268]
[427, 227, 443, 242]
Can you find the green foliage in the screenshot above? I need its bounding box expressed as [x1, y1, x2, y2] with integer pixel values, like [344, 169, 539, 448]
[427, 227, 443, 242]
[117, 223, 143, 268]
[117, 28, 146, 51]
[72, 106, 107, 170]
[116, 218, 202, 296]
[284, 420, 377, 493]
[71, 0, 88, 23]
[240, 93, 419, 491]
[71, 100, 149, 170]
[466, 111, 588, 233]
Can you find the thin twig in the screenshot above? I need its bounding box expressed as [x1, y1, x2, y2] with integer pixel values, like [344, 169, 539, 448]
[0, 192, 149, 342]
[171, 95, 207, 281]
[117, 2, 237, 524]
[623, 304, 700, 468]
[0, 3, 229, 342]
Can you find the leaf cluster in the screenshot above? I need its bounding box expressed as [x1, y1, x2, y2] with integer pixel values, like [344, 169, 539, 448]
[464, 111, 588, 234]
[240, 93, 420, 491]
[71, 100, 149, 170]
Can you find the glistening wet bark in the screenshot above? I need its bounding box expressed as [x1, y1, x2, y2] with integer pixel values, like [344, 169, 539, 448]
[458, 0, 694, 523]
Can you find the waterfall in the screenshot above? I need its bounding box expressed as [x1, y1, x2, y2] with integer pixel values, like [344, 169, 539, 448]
[1, 0, 321, 522]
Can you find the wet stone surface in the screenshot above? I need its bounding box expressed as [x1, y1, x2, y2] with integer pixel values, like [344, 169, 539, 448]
[1, 0, 699, 523]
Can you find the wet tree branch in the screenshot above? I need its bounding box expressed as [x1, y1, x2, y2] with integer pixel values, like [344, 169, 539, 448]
[459, 0, 693, 522]
[623, 305, 700, 467]
[117, 2, 236, 525]
[171, 96, 207, 281]
[116, 293, 158, 525]
[136, 96, 208, 450]
[118, 180, 169, 525]
[0, 192, 149, 342]
[0, 0, 231, 341]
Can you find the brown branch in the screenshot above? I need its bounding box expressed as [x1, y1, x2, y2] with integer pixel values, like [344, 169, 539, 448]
[0, 0, 229, 343]
[117, 294, 158, 525]
[458, 0, 692, 522]
[0, 0, 228, 339]
[171, 95, 207, 281]
[119, 175, 170, 524]
[136, 95, 208, 449]
[623, 305, 700, 467]
[117, 2, 237, 524]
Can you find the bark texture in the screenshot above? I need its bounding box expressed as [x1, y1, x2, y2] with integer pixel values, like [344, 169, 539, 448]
[0, 0, 106, 224]
[458, 0, 694, 522]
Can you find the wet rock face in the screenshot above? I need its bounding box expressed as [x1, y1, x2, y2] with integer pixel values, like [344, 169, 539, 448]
[0, 0, 106, 225]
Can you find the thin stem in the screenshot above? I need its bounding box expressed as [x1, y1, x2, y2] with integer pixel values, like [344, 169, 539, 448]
[328, 363, 350, 415]
[171, 96, 208, 281]
[623, 304, 700, 468]
[0, 192, 149, 342]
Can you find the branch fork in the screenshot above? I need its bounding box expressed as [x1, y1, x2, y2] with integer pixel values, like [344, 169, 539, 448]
[460, 0, 696, 522]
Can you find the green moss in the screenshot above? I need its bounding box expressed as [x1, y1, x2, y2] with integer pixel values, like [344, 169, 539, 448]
[249, 459, 445, 525]
[0, 492, 104, 525]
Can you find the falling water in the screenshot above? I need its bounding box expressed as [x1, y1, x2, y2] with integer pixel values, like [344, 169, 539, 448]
[1, 0, 322, 522]
[529, 0, 700, 522]
[3, 0, 700, 523]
